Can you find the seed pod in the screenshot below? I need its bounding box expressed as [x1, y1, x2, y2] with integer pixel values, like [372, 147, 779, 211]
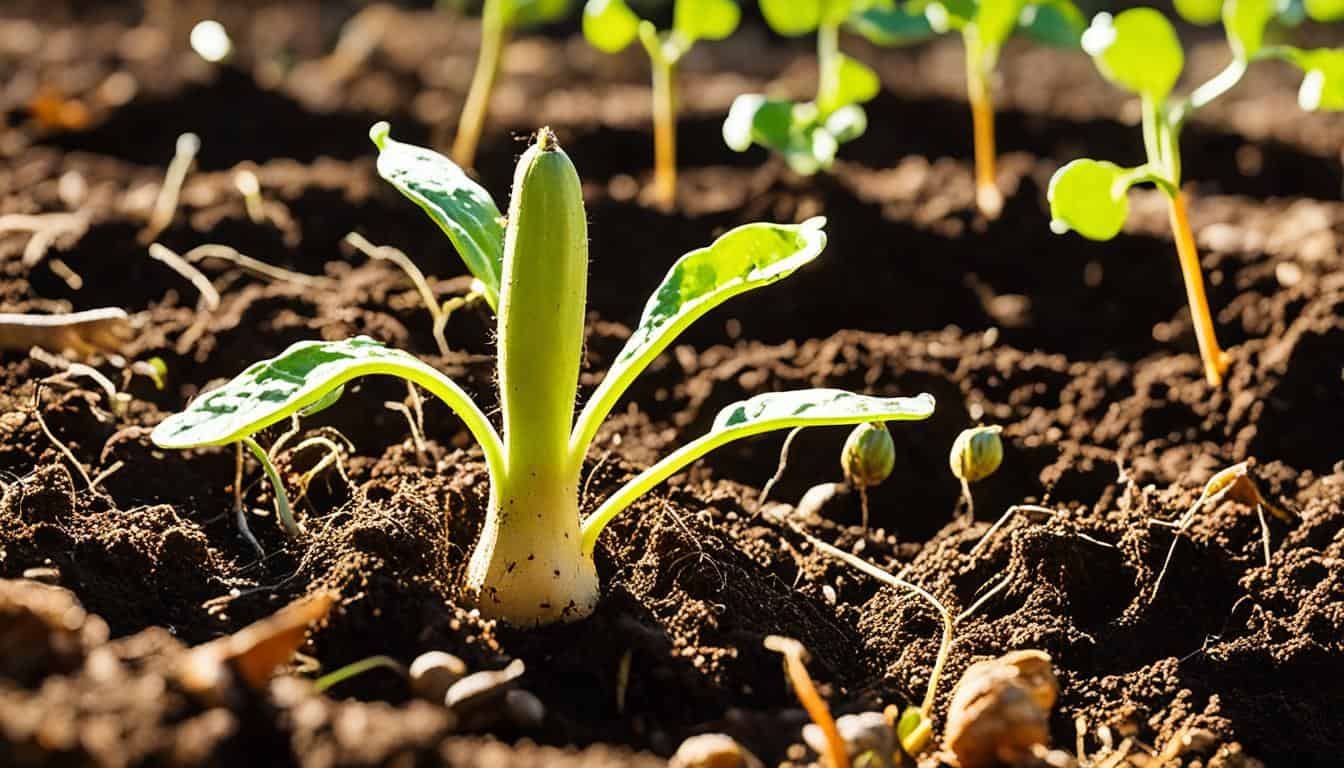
[841, 422, 895, 488]
[950, 425, 1003, 483]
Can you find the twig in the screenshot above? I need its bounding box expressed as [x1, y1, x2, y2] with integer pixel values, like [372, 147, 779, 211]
[757, 426, 803, 513]
[345, 232, 450, 356]
[141, 132, 200, 243]
[184, 243, 329, 289]
[31, 383, 94, 490]
[149, 242, 221, 311]
[764, 635, 848, 768]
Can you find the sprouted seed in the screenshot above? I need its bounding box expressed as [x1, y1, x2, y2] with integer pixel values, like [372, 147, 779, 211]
[841, 421, 895, 529]
[949, 424, 1003, 517]
[141, 132, 200, 243]
[232, 169, 266, 224]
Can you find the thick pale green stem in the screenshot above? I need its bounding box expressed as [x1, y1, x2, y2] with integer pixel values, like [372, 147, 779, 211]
[465, 130, 597, 624]
[817, 22, 840, 113]
[453, 0, 509, 169]
[241, 435, 300, 537]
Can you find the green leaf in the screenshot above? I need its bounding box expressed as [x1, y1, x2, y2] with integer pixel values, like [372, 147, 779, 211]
[913, 0, 976, 31]
[760, 0, 853, 35]
[722, 95, 860, 175]
[1019, 0, 1086, 48]
[1047, 159, 1131, 241]
[582, 0, 641, 52]
[369, 123, 503, 311]
[847, 4, 936, 45]
[151, 337, 505, 477]
[570, 219, 828, 457]
[1081, 9, 1183, 100]
[1174, 0, 1224, 24]
[819, 53, 881, 114]
[506, 0, 574, 26]
[1306, 0, 1344, 20]
[674, 0, 741, 43]
[580, 388, 935, 552]
[1224, 0, 1276, 60]
[1294, 48, 1344, 110]
[977, 0, 1027, 49]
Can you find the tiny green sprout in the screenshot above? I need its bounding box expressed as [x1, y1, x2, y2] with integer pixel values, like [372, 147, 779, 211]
[852, 0, 1086, 217]
[723, 0, 882, 175]
[1049, 5, 1344, 387]
[841, 421, 895, 529]
[582, 0, 741, 208]
[949, 424, 1002, 516]
[448, 0, 575, 170]
[152, 125, 936, 626]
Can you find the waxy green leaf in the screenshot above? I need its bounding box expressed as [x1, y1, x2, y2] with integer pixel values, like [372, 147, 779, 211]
[1082, 9, 1184, 101]
[581, 387, 935, 552]
[722, 96, 864, 175]
[1019, 1, 1086, 48]
[1295, 48, 1344, 110]
[819, 53, 881, 114]
[760, 0, 854, 35]
[369, 123, 503, 310]
[506, 0, 575, 26]
[1306, 0, 1344, 20]
[847, 4, 936, 45]
[1047, 159, 1130, 241]
[1174, 0, 1224, 24]
[582, 0, 641, 52]
[674, 0, 741, 43]
[1224, 0, 1276, 59]
[571, 219, 828, 455]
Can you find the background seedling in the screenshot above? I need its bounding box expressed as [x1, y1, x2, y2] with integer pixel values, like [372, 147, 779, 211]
[446, 0, 574, 169]
[949, 424, 1002, 517]
[583, 0, 741, 208]
[841, 421, 895, 528]
[152, 126, 936, 626]
[1048, 4, 1344, 386]
[851, 0, 1086, 216]
[723, 0, 882, 174]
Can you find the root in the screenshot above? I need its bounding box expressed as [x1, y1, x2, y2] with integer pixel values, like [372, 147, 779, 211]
[287, 436, 354, 502]
[149, 243, 221, 311]
[345, 232, 459, 356]
[0, 211, 90, 267]
[89, 460, 123, 492]
[234, 442, 265, 558]
[970, 504, 1115, 557]
[140, 133, 200, 243]
[184, 243, 329, 289]
[757, 426, 803, 513]
[31, 383, 94, 490]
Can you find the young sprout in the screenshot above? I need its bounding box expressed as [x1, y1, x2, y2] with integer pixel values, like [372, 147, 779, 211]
[723, 0, 882, 175]
[583, 0, 741, 208]
[949, 424, 1002, 517]
[450, 0, 574, 169]
[1048, 4, 1344, 386]
[852, 0, 1086, 216]
[764, 635, 849, 768]
[841, 421, 895, 529]
[152, 125, 937, 626]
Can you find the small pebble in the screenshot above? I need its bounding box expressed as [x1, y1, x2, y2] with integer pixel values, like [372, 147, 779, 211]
[668, 733, 763, 768]
[504, 688, 546, 729]
[408, 651, 466, 704]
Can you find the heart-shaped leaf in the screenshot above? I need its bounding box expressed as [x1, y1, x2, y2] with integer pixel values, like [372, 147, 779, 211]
[675, 0, 742, 43]
[1224, 0, 1276, 59]
[571, 219, 829, 455]
[977, 0, 1028, 49]
[1082, 9, 1183, 101]
[370, 123, 503, 310]
[1019, 0, 1086, 48]
[761, 0, 854, 35]
[582, 0, 641, 52]
[819, 53, 881, 114]
[1306, 0, 1344, 20]
[1174, 0, 1224, 24]
[847, 4, 936, 45]
[1047, 159, 1131, 241]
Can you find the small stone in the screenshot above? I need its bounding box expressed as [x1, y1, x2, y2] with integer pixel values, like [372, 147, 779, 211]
[944, 650, 1059, 768]
[445, 659, 525, 729]
[668, 733, 764, 768]
[504, 689, 545, 729]
[408, 651, 467, 704]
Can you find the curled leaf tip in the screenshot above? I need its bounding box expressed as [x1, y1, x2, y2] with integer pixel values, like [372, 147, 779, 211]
[801, 215, 827, 232]
[369, 121, 391, 150]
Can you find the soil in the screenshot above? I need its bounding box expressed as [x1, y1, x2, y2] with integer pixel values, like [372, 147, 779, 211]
[1, 2, 1343, 767]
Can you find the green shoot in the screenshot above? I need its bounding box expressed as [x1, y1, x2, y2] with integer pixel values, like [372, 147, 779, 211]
[448, 0, 574, 170]
[723, 0, 882, 174]
[853, 0, 1086, 216]
[1049, 5, 1343, 387]
[152, 126, 937, 626]
[583, 0, 742, 208]
[313, 655, 407, 693]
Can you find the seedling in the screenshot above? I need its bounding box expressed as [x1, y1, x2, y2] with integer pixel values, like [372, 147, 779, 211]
[582, 0, 741, 208]
[949, 424, 1002, 516]
[152, 125, 936, 626]
[449, 0, 574, 169]
[723, 0, 883, 174]
[1048, 4, 1344, 386]
[852, 0, 1086, 216]
[764, 635, 849, 767]
[841, 421, 895, 528]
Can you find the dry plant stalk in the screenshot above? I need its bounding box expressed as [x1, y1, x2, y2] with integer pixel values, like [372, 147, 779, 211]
[764, 635, 848, 768]
[0, 308, 130, 358]
[184, 243, 329, 290]
[345, 231, 453, 356]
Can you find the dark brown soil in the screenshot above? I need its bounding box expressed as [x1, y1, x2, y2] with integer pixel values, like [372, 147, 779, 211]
[1, 2, 1342, 766]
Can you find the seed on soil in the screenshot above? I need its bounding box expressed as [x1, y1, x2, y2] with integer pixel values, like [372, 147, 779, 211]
[408, 651, 467, 703]
[804, 711, 896, 768]
[944, 650, 1058, 768]
[444, 658, 526, 728]
[795, 482, 851, 521]
[503, 688, 546, 729]
[668, 733, 764, 768]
